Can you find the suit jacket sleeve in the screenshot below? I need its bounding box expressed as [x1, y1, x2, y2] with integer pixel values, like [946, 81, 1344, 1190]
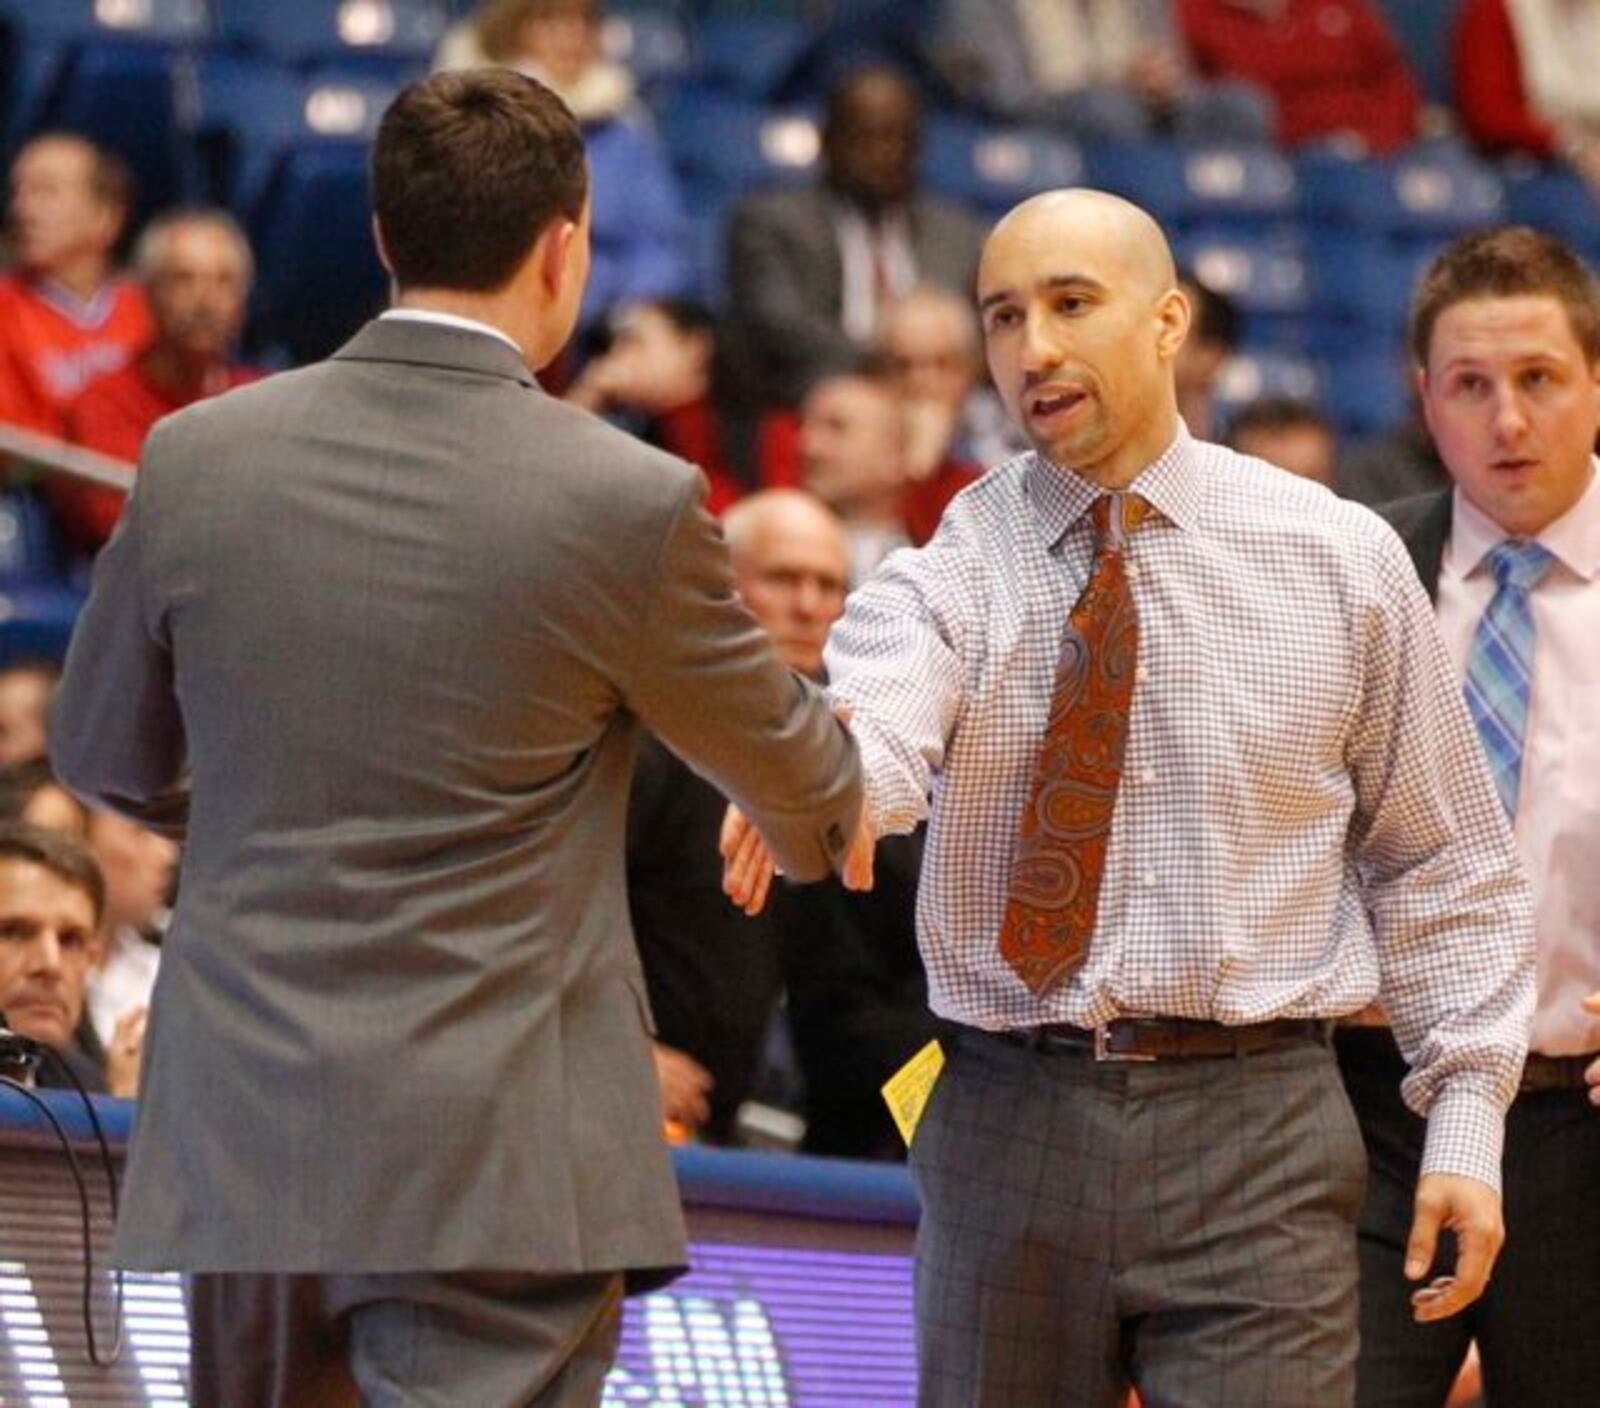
[624, 474, 861, 882]
[49, 435, 189, 837]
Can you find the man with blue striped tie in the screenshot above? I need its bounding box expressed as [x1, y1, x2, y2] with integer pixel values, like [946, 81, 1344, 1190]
[1337, 226, 1600, 1408]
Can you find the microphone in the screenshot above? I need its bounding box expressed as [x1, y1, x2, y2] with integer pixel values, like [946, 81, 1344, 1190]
[0, 1009, 44, 1069]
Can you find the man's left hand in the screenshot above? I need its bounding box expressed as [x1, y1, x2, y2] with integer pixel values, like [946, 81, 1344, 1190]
[1405, 1173, 1503, 1322]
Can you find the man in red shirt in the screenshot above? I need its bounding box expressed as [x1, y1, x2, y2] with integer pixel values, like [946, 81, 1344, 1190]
[1177, 0, 1421, 154]
[57, 209, 259, 552]
[0, 134, 151, 437]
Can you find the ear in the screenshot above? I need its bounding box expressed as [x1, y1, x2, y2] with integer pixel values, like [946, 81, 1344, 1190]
[1156, 285, 1192, 362]
[537, 218, 578, 298]
[371, 215, 394, 277]
[1415, 365, 1438, 435]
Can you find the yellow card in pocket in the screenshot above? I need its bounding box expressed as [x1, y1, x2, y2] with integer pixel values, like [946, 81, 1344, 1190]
[881, 1039, 946, 1148]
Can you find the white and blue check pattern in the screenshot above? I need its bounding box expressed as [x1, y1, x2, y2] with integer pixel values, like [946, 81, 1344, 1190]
[1464, 540, 1556, 818]
[826, 429, 1536, 1190]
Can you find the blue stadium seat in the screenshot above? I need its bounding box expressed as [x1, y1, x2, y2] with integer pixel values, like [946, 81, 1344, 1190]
[659, 86, 820, 199]
[251, 141, 388, 363]
[1502, 163, 1600, 262]
[0, 489, 70, 591]
[195, 56, 399, 214]
[217, 0, 447, 68]
[1090, 141, 1298, 232]
[921, 114, 1084, 219]
[600, 7, 692, 99]
[1305, 231, 1436, 340]
[1321, 341, 1414, 437]
[0, 0, 211, 43]
[692, 15, 811, 100]
[1377, 0, 1461, 106]
[31, 38, 201, 216]
[1299, 145, 1505, 238]
[1179, 233, 1311, 318]
[1213, 350, 1325, 432]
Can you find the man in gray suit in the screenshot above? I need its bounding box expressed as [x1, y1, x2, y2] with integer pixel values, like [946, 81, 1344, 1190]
[49, 69, 861, 1406]
[727, 66, 986, 406]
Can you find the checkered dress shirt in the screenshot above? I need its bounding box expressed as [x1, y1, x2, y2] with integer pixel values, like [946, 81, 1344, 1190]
[826, 428, 1536, 1189]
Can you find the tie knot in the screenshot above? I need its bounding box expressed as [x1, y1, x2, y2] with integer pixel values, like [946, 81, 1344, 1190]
[1089, 492, 1153, 549]
[1486, 539, 1555, 593]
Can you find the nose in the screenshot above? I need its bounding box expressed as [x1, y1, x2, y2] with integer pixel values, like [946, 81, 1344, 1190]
[1492, 384, 1530, 442]
[1019, 307, 1062, 376]
[25, 932, 65, 980]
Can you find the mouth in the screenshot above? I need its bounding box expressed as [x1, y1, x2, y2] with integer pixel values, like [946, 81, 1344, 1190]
[1490, 458, 1538, 474]
[1026, 383, 1090, 427]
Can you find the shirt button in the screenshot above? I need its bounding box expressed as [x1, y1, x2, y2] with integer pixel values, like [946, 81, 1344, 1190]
[1125, 563, 1141, 582]
[1140, 767, 1156, 785]
[1135, 665, 1150, 684]
[1141, 869, 1158, 888]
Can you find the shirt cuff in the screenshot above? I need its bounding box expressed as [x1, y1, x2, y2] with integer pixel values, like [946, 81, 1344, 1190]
[1419, 1084, 1508, 1193]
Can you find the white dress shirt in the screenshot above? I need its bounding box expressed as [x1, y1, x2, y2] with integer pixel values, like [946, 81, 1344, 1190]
[87, 922, 162, 1047]
[1436, 461, 1600, 1057]
[378, 308, 523, 355]
[827, 428, 1535, 1188]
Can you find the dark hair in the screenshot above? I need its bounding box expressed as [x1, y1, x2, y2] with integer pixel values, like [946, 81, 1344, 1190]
[1179, 269, 1241, 354]
[0, 822, 105, 925]
[372, 68, 588, 292]
[1226, 396, 1333, 446]
[0, 758, 84, 829]
[1411, 226, 1600, 368]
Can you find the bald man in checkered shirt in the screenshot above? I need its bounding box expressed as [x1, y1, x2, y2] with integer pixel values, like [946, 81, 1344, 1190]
[724, 189, 1534, 1408]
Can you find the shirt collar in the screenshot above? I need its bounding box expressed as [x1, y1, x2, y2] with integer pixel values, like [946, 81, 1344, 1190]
[1448, 456, 1600, 584]
[379, 308, 524, 357]
[1025, 422, 1203, 549]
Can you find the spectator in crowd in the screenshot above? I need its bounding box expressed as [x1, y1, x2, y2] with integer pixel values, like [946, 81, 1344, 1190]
[1227, 396, 1338, 485]
[727, 66, 986, 407]
[627, 489, 850, 1143]
[1177, 0, 1421, 154]
[435, 0, 691, 328]
[1173, 270, 1239, 442]
[55, 208, 259, 555]
[0, 757, 88, 837]
[0, 134, 151, 438]
[83, 807, 175, 1055]
[1338, 225, 1600, 1408]
[567, 297, 762, 512]
[0, 823, 140, 1098]
[0, 661, 56, 769]
[1454, 0, 1600, 192]
[795, 371, 928, 584]
[932, 0, 1270, 140]
[877, 284, 1025, 472]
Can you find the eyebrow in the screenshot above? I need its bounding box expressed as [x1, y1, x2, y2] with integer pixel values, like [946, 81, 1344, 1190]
[977, 273, 1108, 314]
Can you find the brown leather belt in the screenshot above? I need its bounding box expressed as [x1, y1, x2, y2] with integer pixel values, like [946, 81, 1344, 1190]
[1001, 1017, 1330, 1062]
[1520, 1051, 1599, 1094]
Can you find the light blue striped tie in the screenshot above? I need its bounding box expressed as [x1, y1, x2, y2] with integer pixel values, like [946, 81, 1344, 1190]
[1464, 539, 1554, 818]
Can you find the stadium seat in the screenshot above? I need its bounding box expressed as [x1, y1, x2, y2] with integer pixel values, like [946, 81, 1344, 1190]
[216, 0, 448, 68]
[0, 0, 211, 44]
[1090, 140, 1298, 232]
[659, 86, 819, 200]
[1321, 341, 1414, 436]
[1179, 232, 1311, 317]
[600, 7, 692, 99]
[1305, 231, 1437, 341]
[1502, 162, 1600, 262]
[30, 38, 200, 217]
[250, 141, 388, 363]
[1299, 145, 1505, 239]
[1212, 350, 1324, 431]
[921, 113, 1085, 219]
[691, 15, 811, 100]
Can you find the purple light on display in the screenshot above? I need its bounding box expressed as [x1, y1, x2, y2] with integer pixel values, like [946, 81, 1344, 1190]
[604, 1242, 919, 1407]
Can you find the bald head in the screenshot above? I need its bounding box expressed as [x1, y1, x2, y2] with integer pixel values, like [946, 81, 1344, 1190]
[977, 189, 1189, 488]
[879, 285, 982, 409]
[724, 490, 849, 678]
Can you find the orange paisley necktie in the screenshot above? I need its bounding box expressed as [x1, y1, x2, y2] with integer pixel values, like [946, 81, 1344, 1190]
[999, 491, 1154, 997]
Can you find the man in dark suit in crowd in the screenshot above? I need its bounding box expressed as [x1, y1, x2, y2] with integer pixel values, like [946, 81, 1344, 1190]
[629, 487, 852, 1145]
[50, 70, 860, 1406]
[727, 65, 986, 406]
[1337, 225, 1600, 1407]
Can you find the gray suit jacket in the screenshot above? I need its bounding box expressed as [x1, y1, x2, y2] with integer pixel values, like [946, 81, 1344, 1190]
[727, 183, 986, 404]
[50, 318, 861, 1282]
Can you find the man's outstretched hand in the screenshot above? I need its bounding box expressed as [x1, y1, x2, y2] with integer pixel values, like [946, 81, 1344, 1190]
[720, 797, 878, 915]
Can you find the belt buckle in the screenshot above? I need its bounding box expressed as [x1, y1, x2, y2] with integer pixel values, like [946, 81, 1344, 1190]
[1093, 1022, 1157, 1063]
